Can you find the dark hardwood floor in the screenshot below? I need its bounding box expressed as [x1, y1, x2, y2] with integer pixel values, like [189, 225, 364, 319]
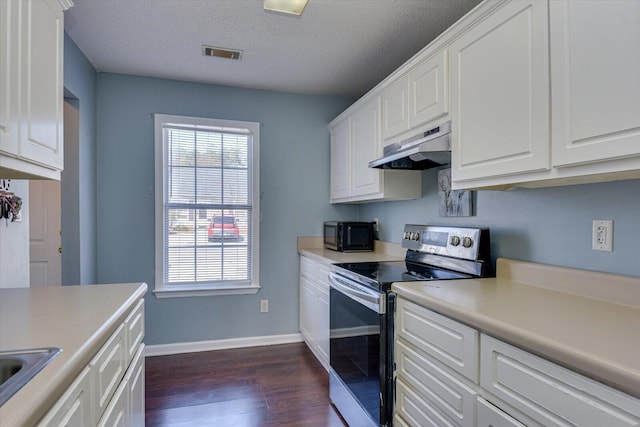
[145, 342, 347, 426]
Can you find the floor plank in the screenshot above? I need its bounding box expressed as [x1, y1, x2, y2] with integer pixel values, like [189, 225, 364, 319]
[145, 342, 347, 426]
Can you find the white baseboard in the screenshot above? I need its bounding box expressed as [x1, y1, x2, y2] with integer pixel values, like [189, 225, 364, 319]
[145, 333, 304, 357]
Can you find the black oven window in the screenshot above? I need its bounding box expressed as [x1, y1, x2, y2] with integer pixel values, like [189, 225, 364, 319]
[330, 288, 381, 422]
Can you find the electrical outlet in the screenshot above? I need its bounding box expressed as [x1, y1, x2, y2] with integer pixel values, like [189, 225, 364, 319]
[592, 220, 613, 252]
[260, 299, 269, 313]
[372, 218, 379, 232]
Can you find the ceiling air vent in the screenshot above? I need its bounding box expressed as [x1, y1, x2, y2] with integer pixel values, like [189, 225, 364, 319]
[202, 45, 243, 60]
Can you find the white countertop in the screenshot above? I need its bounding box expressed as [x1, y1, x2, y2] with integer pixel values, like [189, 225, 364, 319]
[392, 259, 640, 399]
[0, 283, 147, 427]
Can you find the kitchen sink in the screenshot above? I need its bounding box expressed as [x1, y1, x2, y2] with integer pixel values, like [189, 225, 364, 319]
[0, 347, 61, 407]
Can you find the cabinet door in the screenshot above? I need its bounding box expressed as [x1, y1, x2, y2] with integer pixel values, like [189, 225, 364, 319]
[350, 96, 382, 197]
[329, 119, 350, 201]
[18, 0, 64, 170]
[477, 398, 526, 427]
[37, 367, 93, 427]
[0, 0, 19, 157]
[408, 50, 449, 129]
[299, 275, 316, 346]
[126, 344, 145, 427]
[550, 0, 640, 167]
[316, 284, 329, 370]
[381, 75, 409, 140]
[451, 0, 549, 182]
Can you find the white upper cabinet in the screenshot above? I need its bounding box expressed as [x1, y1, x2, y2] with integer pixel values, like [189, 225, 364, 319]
[450, 0, 550, 182]
[449, 0, 640, 189]
[0, 0, 68, 180]
[0, 1, 19, 158]
[550, 0, 640, 168]
[381, 49, 449, 142]
[408, 49, 449, 131]
[329, 118, 350, 201]
[350, 97, 382, 197]
[381, 75, 408, 140]
[329, 96, 421, 204]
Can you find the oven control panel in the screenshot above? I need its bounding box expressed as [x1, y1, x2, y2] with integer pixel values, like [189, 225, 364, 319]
[401, 224, 486, 261]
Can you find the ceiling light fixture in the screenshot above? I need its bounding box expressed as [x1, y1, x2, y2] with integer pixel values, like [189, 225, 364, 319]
[263, 0, 308, 16]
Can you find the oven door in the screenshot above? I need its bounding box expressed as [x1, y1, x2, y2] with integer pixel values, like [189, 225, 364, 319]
[329, 272, 391, 427]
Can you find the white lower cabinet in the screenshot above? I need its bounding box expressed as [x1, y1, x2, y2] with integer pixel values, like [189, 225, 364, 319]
[37, 367, 93, 427]
[394, 297, 640, 427]
[480, 334, 640, 427]
[299, 256, 330, 370]
[476, 398, 525, 427]
[38, 298, 145, 427]
[395, 338, 477, 426]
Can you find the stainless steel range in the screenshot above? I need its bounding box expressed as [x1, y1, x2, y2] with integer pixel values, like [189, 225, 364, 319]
[328, 225, 492, 426]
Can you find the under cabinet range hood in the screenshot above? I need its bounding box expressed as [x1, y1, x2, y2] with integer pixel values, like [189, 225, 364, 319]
[369, 121, 451, 170]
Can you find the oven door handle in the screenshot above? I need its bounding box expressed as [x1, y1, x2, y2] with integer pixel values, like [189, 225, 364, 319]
[329, 273, 386, 314]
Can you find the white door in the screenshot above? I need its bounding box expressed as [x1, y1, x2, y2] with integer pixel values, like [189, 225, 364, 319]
[29, 179, 61, 287]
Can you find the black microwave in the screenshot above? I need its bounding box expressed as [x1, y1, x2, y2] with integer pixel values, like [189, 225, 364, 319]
[324, 221, 374, 252]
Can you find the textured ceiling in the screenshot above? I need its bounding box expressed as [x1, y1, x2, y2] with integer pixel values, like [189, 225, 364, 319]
[64, 0, 482, 98]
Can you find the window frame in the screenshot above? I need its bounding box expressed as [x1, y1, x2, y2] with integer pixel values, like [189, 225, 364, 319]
[153, 114, 260, 298]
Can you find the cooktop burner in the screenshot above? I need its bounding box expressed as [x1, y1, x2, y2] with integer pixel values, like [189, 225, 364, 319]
[332, 260, 471, 291]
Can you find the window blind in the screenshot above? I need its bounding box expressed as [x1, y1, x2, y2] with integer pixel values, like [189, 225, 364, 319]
[162, 123, 254, 287]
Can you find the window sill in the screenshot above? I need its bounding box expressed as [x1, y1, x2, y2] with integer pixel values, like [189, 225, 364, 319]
[153, 284, 261, 298]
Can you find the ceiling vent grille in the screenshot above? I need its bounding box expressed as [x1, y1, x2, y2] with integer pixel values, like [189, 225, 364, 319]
[202, 45, 243, 60]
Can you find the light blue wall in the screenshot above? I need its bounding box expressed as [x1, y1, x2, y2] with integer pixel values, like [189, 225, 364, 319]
[95, 73, 356, 345]
[359, 168, 640, 278]
[62, 34, 97, 285]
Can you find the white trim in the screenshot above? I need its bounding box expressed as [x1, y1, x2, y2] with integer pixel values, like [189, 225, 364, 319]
[153, 114, 260, 296]
[153, 284, 260, 298]
[144, 333, 304, 357]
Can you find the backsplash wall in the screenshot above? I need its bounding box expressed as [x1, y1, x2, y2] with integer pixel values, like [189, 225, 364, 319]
[359, 168, 640, 278]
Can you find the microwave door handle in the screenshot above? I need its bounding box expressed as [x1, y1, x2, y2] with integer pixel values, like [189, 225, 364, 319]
[329, 273, 385, 314]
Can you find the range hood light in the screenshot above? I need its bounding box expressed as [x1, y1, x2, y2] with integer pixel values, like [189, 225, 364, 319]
[264, 0, 309, 16]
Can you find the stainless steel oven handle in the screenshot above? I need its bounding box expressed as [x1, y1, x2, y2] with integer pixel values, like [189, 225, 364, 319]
[329, 273, 386, 314]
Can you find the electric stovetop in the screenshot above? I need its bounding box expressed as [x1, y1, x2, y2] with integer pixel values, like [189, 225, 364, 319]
[332, 260, 472, 291]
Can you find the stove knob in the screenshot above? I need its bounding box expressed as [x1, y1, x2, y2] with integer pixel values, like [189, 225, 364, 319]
[412, 232, 420, 241]
[450, 236, 461, 246]
[462, 237, 473, 248]
[403, 231, 410, 240]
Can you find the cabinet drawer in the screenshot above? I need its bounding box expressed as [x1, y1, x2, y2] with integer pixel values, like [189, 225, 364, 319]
[316, 263, 330, 288]
[396, 299, 479, 382]
[91, 323, 127, 420]
[477, 397, 526, 427]
[125, 299, 145, 361]
[480, 334, 640, 427]
[96, 376, 128, 427]
[300, 256, 316, 279]
[395, 378, 462, 427]
[37, 367, 93, 427]
[395, 338, 477, 426]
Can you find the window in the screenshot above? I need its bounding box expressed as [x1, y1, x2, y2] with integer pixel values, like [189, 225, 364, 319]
[154, 114, 260, 297]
